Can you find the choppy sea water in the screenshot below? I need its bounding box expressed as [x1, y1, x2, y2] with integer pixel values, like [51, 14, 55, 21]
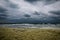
[0, 24, 60, 29]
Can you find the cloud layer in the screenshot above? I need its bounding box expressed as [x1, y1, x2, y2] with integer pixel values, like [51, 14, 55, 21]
[0, 0, 60, 24]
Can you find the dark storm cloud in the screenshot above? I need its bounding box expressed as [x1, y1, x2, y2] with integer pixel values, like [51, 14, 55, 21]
[0, 7, 7, 13]
[48, 10, 60, 24]
[0, 7, 8, 18]
[0, 7, 8, 23]
[0, 0, 19, 19]
[49, 10, 60, 16]
[25, 0, 39, 2]
[44, 0, 60, 5]
[24, 14, 31, 17]
[50, 16, 60, 24]
[33, 11, 40, 15]
[0, 0, 60, 24]
[25, 0, 60, 5]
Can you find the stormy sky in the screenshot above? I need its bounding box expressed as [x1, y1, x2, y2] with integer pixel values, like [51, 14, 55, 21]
[0, 0, 60, 24]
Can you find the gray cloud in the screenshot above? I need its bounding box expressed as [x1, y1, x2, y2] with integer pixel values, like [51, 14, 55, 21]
[9, 3, 19, 9]
[0, 0, 60, 24]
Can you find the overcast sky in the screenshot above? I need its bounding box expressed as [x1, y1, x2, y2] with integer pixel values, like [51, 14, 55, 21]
[0, 0, 60, 24]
